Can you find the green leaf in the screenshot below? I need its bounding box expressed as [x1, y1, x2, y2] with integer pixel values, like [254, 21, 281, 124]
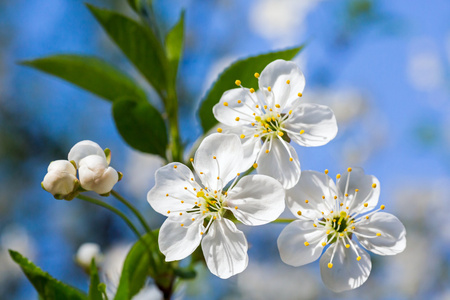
[20, 55, 147, 102]
[9, 250, 88, 300]
[88, 259, 102, 300]
[112, 98, 168, 158]
[165, 11, 185, 79]
[114, 232, 162, 300]
[127, 0, 140, 12]
[87, 4, 168, 95]
[174, 267, 196, 279]
[198, 46, 305, 133]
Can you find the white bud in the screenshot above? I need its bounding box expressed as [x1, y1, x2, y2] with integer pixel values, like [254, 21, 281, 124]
[42, 160, 77, 196]
[79, 155, 119, 194]
[76, 243, 102, 268]
[68, 140, 106, 168]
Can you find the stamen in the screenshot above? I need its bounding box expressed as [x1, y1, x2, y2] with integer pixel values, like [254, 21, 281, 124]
[235, 80, 241, 86]
[254, 73, 260, 78]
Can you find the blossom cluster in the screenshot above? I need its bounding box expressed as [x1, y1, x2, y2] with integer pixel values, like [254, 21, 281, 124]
[42, 140, 120, 200]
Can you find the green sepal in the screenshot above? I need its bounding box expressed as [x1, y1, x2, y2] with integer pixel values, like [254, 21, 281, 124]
[88, 259, 103, 300]
[104, 148, 111, 165]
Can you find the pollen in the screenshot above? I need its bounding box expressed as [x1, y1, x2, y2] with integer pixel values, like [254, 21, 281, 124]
[348, 167, 352, 172]
[235, 206, 238, 209]
[299, 130, 305, 135]
[213, 156, 216, 159]
[304, 242, 309, 246]
[223, 102, 228, 106]
[345, 193, 349, 197]
[216, 176, 220, 180]
[334, 195, 337, 199]
[254, 134, 259, 137]
[181, 200, 184, 203]
[345, 244, 350, 248]
[250, 88, 255, 93]
[237, 173, 240, 176]
[192, 218, 195, 221]
[174, 165, 177, 169]
[364, 203, 368, 207]
[289, 157, 293, 162]
[372, 183, 377, 188]
[237, 100, 242, 104]
[235, 117, 240, 121]
[336, 174, 341, 179]
[265, 149, 269, 153]
[181, 224, 184, 227]
[240, 134, 245, 139]
[356, 256, 361, 261]
[376, 233, 381, 236]
[380, 205, 385, 210]
[278, 131, 284, 137]
[254, 72, 260, 78]
[288, 110, 293, 114]
[328, 263, 333, 269]
[305, 200, 309, 203]
[355, 189, 359, 192]
[179, 212, 183, 216]
[325, 169, 329, 174]
[253, 163, 258, 168]
[166, 194, 169, 197]
[366, 216, 369, 219]
[235, 80, 241, 86]
[275, 104, 280, 108]
[268, 86, 272, 92]
[313, 224, 317, 227]
[298, 92, 303, 97]
[200, 172, 203, 174]
[286, 80, 290, 84]
[200, 232, 204, 235]
[297, 211, 302, 216]
[184, 187, 187, 190]
[326, 230, 330, 234]
[167, 210, 171, 214]
[322, 242, 326, 246]
[340, 233, 344, 237]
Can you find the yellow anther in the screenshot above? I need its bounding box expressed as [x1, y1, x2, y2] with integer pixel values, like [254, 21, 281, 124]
[213, 216, 217, 220]
[330, 210, 334, 213]
[345, 244, 350, 248]
[328, 263, 333, 269]
[351, 226, 355, 230]
[237, 173, 240, 176]
[254, 72, 260, 78]
[278, 131, 284, 137]
[304, 242, 309, 246]
[184, 187, 187, 190]
[356, 256, 361, 261]
[235, 206, 238, 209]
[271, 116, 275, 120]
[192, 218, 195, 221]
[265, 150, 269, 153]
[322, 195, 325, 199]
[372, 183, 377, 188]
[166, 194, 169, 197]
[190, 158, 194, 162]
[264, 105, 268, 109]
[268, 86, 272, 92]
[250, 88, 255, 93]
[333, 219, 336, 223]
[340, 233, 344, 237]
[334, 195, 337, 199]
[325, 169, 329, 174]
[326, 230, 330, 234]
[266, 117, 272, 122]
[376, 233, 381, 236]
[288, 109, 293, 115]
[223, 102, 228, 107]
[237, 100, 242, 104]
[240, 134, 245, 139]
[380, 205, 385, 210]
[275, 104, 281, 108]
[181, 200, 184, 203]
[305, 200, 309, 203]
[198, 203, 202, 207]
[313, 224, 317, 227]
[254, 134, 259, 138]
[355, 189, 359, 192]
[253, 163, 258, 168]
[181, 224, 184, 227]
[190, 178, 194, 181]
[216, 176, 220, 180]
[289, 157, 293, 162]
[235, 117, 240, 121]
[286, 80, 290, 84]
[345, 193, 349, 197]
[298, 92, 303, 97]
[322, 242, 327, 246]
[213, 156, 216, 159]
[255, 104, 259, 108]
[299, 130, 305, 135]
[174, 165, 177, 169]
[336, 174, 341, 179]
[277, 114, 281, 117]
[197, 191, 205, 197]
[251, 123, 256, 126]
[167, 210, 170, 214]
[364, 203, 368, 207]
[200, 232, 204, 235]
[340, 203, 344, 207]
[346, 206, 349, 209]
[200, 172, 203, 174]
[366, 216, 369, 219]
[179, 212, 183, 216]
[348, 167, 352, 172]
[297, 211, 302, 216]
[235, 80, 241, 86]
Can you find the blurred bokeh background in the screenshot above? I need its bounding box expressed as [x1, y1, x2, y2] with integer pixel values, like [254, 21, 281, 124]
[0, 0, 449, 299]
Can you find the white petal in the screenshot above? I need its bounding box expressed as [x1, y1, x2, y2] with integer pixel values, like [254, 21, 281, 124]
[76, 243, 101, 268]
[78, 155, 118, 194]
[159, 215, 204, 261]
[201, 218, 248, 279]
[259, 59, 305, 110]
[147, 163, 200, 217]
[277, 220, 326, 267]
[256, 138, 300, 189]
[194, 133, 245, 191]
[337, 167, 380, 214]
[319, 242, 371, 292]
[47, 160, 76, 175]
[220, 125, 261, 165]
[42, 169, 77, 196]
[213, 88, 257, 126]
[68, 140, 106, 168]
[286, 170, 337, 219]
[284, 103, 338, 147]
[355, 212, 406, 256]
[226, 175, 285, 225]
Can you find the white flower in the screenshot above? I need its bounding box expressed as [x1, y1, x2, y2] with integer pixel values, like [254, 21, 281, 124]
[277, 167, 406, 292]
[68, 140, 119, 195]
[147, 133, 285, 279]
[75, 243, 102, 269]
[213, 59, 338, 188]
[42, 160, 78, 199]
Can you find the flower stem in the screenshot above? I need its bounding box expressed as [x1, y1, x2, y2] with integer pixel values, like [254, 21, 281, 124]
[272, 218, 296, 223]
[76, 194, 142, 240]
[111, 190, 152, 234]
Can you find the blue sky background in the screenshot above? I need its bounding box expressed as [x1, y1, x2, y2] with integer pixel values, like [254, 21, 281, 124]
[0, 0, 449, 299]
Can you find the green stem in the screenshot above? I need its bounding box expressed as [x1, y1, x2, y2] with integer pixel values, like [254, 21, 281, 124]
[111, 190, 152, 234]
[76, 194, 142, 240]
[166, 91, 184, 163]
[272, 218, 296, 223]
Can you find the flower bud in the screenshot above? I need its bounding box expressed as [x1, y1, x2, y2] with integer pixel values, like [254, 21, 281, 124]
[75, 243, 102, 269]
[78, 155, 119, 194]
[68, 140, 106, 168]
[42, 160, 78, 199]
